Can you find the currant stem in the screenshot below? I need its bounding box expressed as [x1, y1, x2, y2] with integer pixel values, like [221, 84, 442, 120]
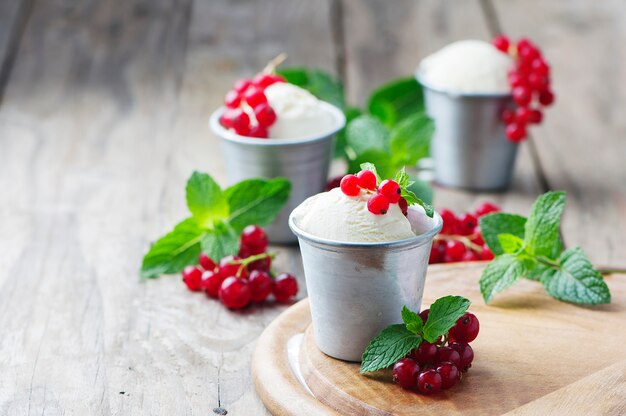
[597, 268, 626, 275]
[262, 53, 287, 74]
[435, 234, 483, 253]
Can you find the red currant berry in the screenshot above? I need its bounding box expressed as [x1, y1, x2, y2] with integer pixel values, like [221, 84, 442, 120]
[492, 34, 510, 52]
[231, 108, 251, 136]
[429, 243, 442, 264]
[198, 253, 217, 271]
[528, 73, 549, 91]
[436, 346, 461, 368]
[515, 107, 532, 124]
[219, 255, 248, 279]
[531, 58, 549, 77]
[417, 369, 442, 395]
[398, 197, 408, 216]
[529, 108, 543, 124]
[418, 309, 430, 324]
[325, 176, 342, 191]
[439, 209, 458, 235]
[248, 125, 269, 138]
[481, 245, 495, 260]
[233, 78, 252, 94]
[475, 202, 500, 217]
[367, 194, 390, 215]
[339, 174, 360, 197]
[449, 312, 480, 343]
[356, 169, 377, 190]
[220, 109, 235, 129]
[252, 73, 285, 89]
[458, 213, 478, 236]
[201, 270, 224, 298]
[512, 86, 532, 107]
[248, 255, 271, 273]
[449, 342, 474, 372]
[392, 358, 420, 390]
[219, 276, 252, 309]
[412, 341, 437, 365]
[241, 225, 268, 255]
[445, 240, 466, 262]
[539, 90, 555, 106]
[470, 228, 485, 246]
[273, 273, 298, 303]
[505, 122, 527, 142]
[462, 250, 481, 262]
[507, 71, 527, 88]
[249, 270, 273, 302]
[378, 179, 401, 204]
[182, 266, 203, 291]
[244, 86, 268, 108]
[224, 90, 241, 108]
[436, 361, 460, 389]
[254, 103, 277, 127]
[501, 108, 515, 124]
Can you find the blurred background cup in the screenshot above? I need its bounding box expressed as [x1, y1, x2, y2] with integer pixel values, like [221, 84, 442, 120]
[416, 72, 517, 191]
[210, 104, 345, 243]
[289, 208, 442, 361]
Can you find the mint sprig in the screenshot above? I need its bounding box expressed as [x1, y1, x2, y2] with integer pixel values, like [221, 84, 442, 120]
[360, 296, 470, 373]
[479, 191, 610, 305]
[140, 172, 290, 278]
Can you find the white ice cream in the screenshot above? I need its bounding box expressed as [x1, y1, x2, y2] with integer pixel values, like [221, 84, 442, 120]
[291, 188, 416, 243]
[264, 82, 337, 139]
[418, 40, 513, 94]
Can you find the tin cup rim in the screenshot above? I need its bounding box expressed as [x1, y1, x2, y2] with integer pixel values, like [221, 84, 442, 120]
[209, 102, 346, 147]
[415, 68, 513, 99]
[289, 207, 443, 250]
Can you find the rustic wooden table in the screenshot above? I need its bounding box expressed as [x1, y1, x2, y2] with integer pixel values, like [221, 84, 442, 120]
[0, 0, 624, 415]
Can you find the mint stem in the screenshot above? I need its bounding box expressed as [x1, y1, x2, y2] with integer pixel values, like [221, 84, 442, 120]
[536, 256, 560, 269]
[597, 267, 626, 275]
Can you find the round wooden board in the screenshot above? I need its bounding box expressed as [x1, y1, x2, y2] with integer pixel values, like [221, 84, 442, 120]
[253, 263, 626, 415]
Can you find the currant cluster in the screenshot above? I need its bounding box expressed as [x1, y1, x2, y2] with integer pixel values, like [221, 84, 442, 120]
[492, 35, 555, 142]
[393, 310, 479, 395]
[219, 73, 285, 138]
[430, 202, 500, 264]
[339, 170, 408, 216]
[181, 225, 298, 309]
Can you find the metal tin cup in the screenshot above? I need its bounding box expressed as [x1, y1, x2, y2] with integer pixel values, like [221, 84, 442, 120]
[209, 105, 346, 243]
[416, 71, 517, 191]
[289, 208, 442, 362]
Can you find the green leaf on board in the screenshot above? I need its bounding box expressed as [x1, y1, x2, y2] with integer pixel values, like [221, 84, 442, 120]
[360, 324, 423, 374]
[422, 296, 470, 343]
[200, 220, 240, 261]
[186, 171, 229, 228]
[479, 213, 527, 256]
[401, 306, 424, 334]
[524, 191, 565, 258]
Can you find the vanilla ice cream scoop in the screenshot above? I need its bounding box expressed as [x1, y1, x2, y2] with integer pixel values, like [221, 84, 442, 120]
[264, 82, 337, 139]
[291, 188, 417, 243]
[418, 40, 513, 94]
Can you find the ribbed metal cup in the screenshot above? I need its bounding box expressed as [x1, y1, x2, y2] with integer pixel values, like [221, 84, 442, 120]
[416, 71, 518, 191]
[210, 104, 345, 243]
[289, 208, 442, 362]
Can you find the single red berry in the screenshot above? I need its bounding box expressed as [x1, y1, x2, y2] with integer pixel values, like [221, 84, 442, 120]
[439, 209, 458, 235]
[339, 174, 360, 197]
[501, 108, 515, 124]
[515, 59, 532, 76]
[367, 194, 390, 215]
[378, 179, 401, 204]
[517, 38, 534, 51]
[219, 276, 252, 309]
[529, 108, 543, 124]
[273, 273, 298, 303]
[445, 240, 466, 262]
[475, 202, 500, 217]
[518, 42, 539, 62]
[199, 253, 216, 271]
[231, 108, 251, 136]
[238, 244, 251, 259]
[392, 358, 420, 390]
[507, 70, 527, 88]
[252, 73, 285, 89]
[201, 270, 224, 298]
[457, 213, 478, 236]
[220, 109, 235, 129]
[481, 245, 495, 260]
[243, 86, 268, 108]
[241, 225, 268, 255]
[248, 125, 269, 138]
[249, 270, 273, 302]
[418, 309, 430, 324]
[436, 346, 461, 368]
[515, 107, 532, 124]
[436, 361, 460, 389]
[356, 170, 377, 190]
[492, 34, 510, 52]
[539, 90, 555, 106]
[470, 227, 485, 246]
[398, 197, 408, 216]
[325, 176, 342, 191]
[512, 86, 532, 107]
[462, 250, 481, 262]
[417, 369, 442, 395]
[449, 342, 474, 372]
[531, 58, 549, 76]
[254, 103, 277, 127]
[429, 244, 442, 264]
[224, 90, 241, 108]
[412, 341, 437, 365]
[505, 122, 526, 142]
[219, 255, 248, 279]
[528, 73, 549, 91]
[182, 266, 203, 291]
[449, 313, 480, 343]
[248, 255, 271, 273]
[233, 78, 252, 94]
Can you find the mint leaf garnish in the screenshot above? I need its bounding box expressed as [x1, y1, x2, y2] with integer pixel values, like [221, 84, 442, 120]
[498, 233, 525, 254]
[480, 254, 527, 304]
[392, 166, 434, 217]
[524, 191, 565, 258]
[360, 325, 422, 374]
[186, 171, 229, 228]
[367, 77, 424, 127]
[401, 306, 423, 334]
[540, 247, 610, 304]
[390, 113, 434, 168]
[201, 220, 239, 261]
[346, 115, 390, 155]
[350, 150, 393, 180]
[422, 296, 470, 343]
[140, 218, 203, 279]
[276, 67, 345, 109]
[479, 213, 527, 255]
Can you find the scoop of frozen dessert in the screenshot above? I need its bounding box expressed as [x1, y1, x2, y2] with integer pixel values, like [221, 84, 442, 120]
[418, 40, 514, 94]
[264, 82, 337, 139]
[291, 188, 416, 243]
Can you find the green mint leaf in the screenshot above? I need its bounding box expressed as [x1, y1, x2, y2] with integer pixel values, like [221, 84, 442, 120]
[335, 106, 362, 158]
[360, 324, 422, 373]
[201, 220, 240, 261]
[479, 213, 527, 255]
[479, 254, 527, 303]
[140, 218, 203, 278]
[394, 167, 412, 189]
[422, 296, 470, 343]
[276, 67, 345, 109]
[224, 178, 291, 233]
[406, 176, 433, 205]
[498, 233, 525, 254]
[390, 113, 434, 168]
[349, 150, 394, 179]
[401, 306, 423, 334]
[346, 115, 390, 156]
[540, 247, 611, 304]
[401, 188, 434, 218]
[524, 191, 566, 259]
[368, 77, 424, 127]
[186, 171, 229, 228]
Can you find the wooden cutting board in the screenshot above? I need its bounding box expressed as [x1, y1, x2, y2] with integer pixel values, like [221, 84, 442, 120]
[252, 263, 626, 415]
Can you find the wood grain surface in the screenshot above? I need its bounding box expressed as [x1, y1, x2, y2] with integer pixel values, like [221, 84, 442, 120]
[0, 0, 624, 415]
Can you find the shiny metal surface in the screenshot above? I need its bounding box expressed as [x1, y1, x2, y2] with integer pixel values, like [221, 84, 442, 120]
[289, 209, 442, 362]
[417, 74, 518, 191]
[210, 104, 345, 243]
